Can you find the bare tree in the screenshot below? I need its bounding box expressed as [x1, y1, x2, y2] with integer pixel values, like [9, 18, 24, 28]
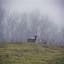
[0, 2, 5, 41]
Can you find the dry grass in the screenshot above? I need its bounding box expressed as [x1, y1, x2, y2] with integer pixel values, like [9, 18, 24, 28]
[0, 43, 64, 64]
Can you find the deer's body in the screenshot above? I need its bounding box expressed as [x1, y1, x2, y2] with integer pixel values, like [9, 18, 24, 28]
[27, 35, 37, 42]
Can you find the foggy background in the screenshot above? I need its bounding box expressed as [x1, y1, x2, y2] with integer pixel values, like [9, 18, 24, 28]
[0, 0, 64, 45]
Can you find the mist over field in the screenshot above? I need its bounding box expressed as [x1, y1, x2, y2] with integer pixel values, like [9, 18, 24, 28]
[0, 0, 64, 44]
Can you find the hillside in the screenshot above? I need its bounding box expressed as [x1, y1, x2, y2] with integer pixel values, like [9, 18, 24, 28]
[0, 43, 64, 64]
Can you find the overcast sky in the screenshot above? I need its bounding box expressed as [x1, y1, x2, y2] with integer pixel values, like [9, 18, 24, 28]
[1, 0, 63, 27]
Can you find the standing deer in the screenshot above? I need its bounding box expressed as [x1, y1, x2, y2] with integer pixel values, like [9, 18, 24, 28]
[27, 35, 37, 42]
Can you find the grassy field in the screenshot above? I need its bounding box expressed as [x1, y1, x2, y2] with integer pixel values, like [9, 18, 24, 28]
[0, 43, 64, 64]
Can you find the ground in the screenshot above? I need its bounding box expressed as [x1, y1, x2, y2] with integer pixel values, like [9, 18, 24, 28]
[0, 43, 64, 64]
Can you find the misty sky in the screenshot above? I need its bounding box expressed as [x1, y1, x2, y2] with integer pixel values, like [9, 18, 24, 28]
[1, 0, 64, 27]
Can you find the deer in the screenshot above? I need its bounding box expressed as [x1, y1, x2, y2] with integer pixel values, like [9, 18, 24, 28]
[27, 35, 37, 42]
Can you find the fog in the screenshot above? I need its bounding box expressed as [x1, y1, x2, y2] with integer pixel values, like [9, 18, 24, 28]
[0, 0, 64, 45]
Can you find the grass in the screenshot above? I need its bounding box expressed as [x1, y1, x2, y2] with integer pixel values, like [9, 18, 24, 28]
[0, 43, 64, 64]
